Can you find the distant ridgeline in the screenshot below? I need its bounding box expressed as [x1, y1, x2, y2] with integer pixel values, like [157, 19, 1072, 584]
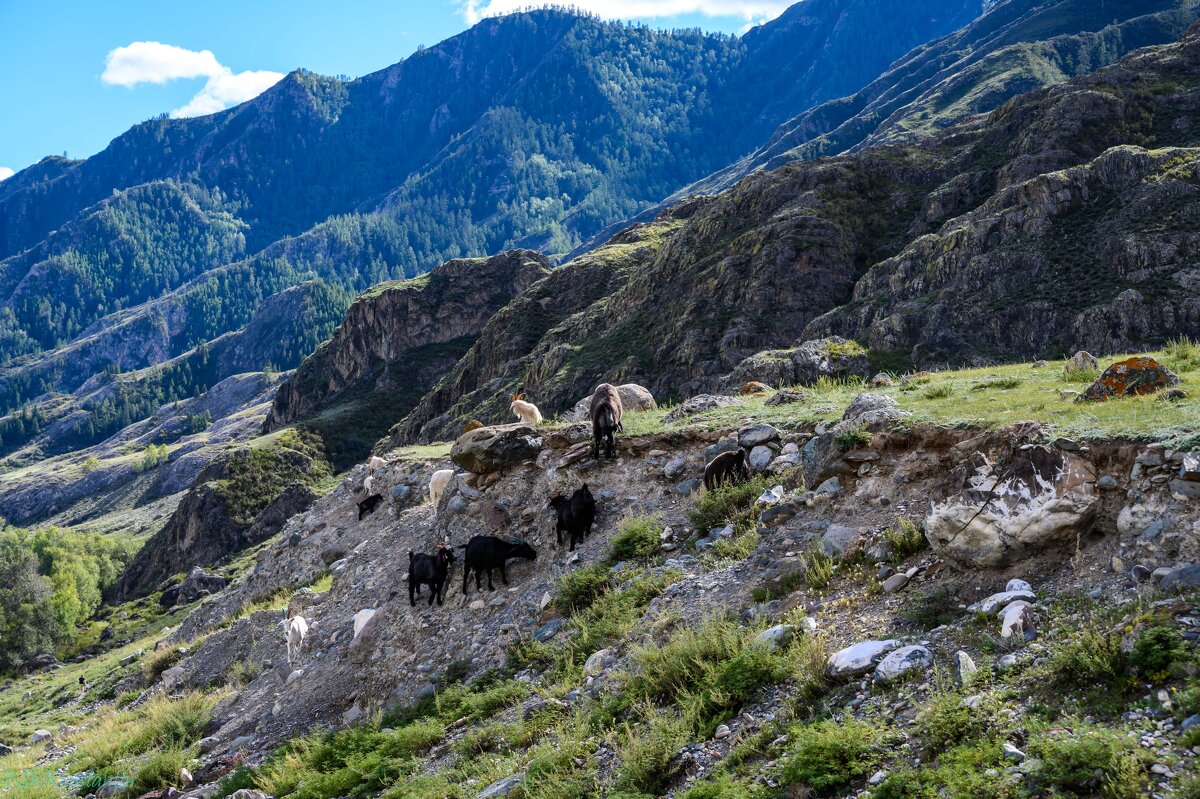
[0, 2, 986, 437]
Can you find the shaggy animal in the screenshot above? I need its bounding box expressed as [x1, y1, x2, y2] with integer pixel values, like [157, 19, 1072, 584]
[510, 393, 543, 425]
[460, 535, 537, 594]
[741, 381, 770, 396]
[704, 449, 751, 490]
[589, 383, 624, 459]
[408, 545, 455, 606]
[282, 611, 308, 665]
[463, 419, 484, 433]
[367, 455, 387, 470]
[357, 493, 384, 520]
[549, 484, 596, 551]
[429, 469, 455, 510]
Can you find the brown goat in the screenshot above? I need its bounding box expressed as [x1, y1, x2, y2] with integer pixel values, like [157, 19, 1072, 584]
[589, 383, 624, 459]
[704, 448, 751, 490]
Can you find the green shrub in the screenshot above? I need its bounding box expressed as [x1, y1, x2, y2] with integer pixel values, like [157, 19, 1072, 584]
[882, 518, 927, 559]
[778, 716, 892, 793]
[608, 515, 664, 563]
[677, 774, 755, 799]
[689, 474, 776, 535]
[1128, 624, 1183, 682]
[125, 748, 188, 797]
[1029, 725, 1143, 796]
[923, 385, 954, 400]
[803, 546, 834, 590]
[612, 713, 689, 796]
[970, 378, 1023, 391]
[835, 427, 872, 452]
[554, 564, 611, 613]
[914, 688, 1006, 755]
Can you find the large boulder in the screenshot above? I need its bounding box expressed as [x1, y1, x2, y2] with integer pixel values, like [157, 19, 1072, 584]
[926, 442, 1097, 568]
[451, 424, 543, 473]
[160, 567, 229, 608]
[801, 393, 910, 483]
[827, 639, 901, 680]
[728, 336, 870, 389]
[570, 384, 657, 420]
[1078, 356, 1179, 402]
[663, 394, 744, 423]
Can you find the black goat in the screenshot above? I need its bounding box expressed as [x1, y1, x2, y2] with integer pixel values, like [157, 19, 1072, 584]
[548, 484, 596, 551]
[704, 449, 751, 490]
[460, 535, 537, 594]
[357, 493, 384, 520]
[590, 383, 624, 459]
[408, 545, 455, 607]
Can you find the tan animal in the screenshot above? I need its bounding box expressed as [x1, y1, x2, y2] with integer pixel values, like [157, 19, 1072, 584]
[510, 392, 543, 425]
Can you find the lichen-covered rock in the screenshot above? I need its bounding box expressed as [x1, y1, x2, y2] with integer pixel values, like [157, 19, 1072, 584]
[873, 645, 933, 683]
[1065, 351, 1099, 374]
[926, 439, 1097, 568]
[728, 336, 870, 389]
[1078, 356, 1179, 402]
[451, 424, 543, 474]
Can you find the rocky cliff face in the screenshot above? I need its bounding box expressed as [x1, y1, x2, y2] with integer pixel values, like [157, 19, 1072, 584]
[359, 23, 1200, 441]
[264, 251, 550, 466]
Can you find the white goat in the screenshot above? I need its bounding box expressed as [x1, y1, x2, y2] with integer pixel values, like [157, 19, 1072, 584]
[367, 455, 387, 470]
[429, 469, 455, 510]
[510, 392, 543, 425]
[283, 612, 308, 665]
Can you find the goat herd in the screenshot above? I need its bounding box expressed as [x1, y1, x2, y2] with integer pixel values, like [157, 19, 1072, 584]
[342, 383, 748, 618]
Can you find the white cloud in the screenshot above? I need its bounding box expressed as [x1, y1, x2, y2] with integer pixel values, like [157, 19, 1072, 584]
[102, 41, 284, 118]
[0, 167, 14, 182]
[172, 70, 286, 117]
[460, 0, 789, 25]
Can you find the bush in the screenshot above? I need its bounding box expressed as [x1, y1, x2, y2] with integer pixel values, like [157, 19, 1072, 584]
[612, 712, 689, 796]
[923, 385, 954, 400]
[141, 644, 186, 682]
[778, 716, 891, 793]
[1029, 725, 1144, 796]
[914, 688, 1006, 755]
[689, 474, 776, 535]
[608, 514, 664, 563]
[1128, 624, 1183, 681]
[678, 774, 754, 799]
[125, 748, 188, 797]
[803, 546, 834, 590]
[882, 518, 927, 559]
[554, 564, 611, 613]
[835, 427, 872, 452]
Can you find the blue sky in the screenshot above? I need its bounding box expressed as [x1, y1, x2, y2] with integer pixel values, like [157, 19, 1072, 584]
[0, 0, 790, 180]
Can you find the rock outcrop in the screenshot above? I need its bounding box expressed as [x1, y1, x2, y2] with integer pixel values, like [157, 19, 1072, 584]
[925, 429, 1098, 568]
[264, 251, 551, 465]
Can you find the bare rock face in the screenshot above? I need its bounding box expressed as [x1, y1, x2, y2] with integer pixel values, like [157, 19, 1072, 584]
[160, 567, 229, 608]
[450, 424, 543, 474]
[265, 250, 551, 459]
[1078, 356, 1179, 402]
[926, 435, 1098, 568]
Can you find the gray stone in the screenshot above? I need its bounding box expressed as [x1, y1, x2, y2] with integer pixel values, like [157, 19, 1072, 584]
[765, 389, 808, 406]
[1170, 479, 1200, 499]
[1161, 564, 1200, 593]
[953, 651, 978, 686]
[533, 619, 567, 643]
[873, 645, 933, 684]
[821, 525, 862, 559]
[748, 445, 774, 471]
[584, 648, 613, 677]
[676, 478, 702, 495]
[30, 729, 52, 745]
[967, 590, 1036, 614]
[451, 424, 543, 474]
[664, 457, 687, 480]
[827, 640, 901, 679]
[1131, 564, 1153, 583]
[390, 484, 412, 502]
[478, 774, 524, 798]
[1181, 453, 1200, 482]
[1002, 743, 1026, 763]
[571, 384, 656, 421]
[1097, 474, 1120, 490]
[739, 424, 780, 448]
[752, 624, 795, 651]
[663, 395, 744, 424]
[1005, 579, 1032, 593]
[882, 573, 910, 593]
